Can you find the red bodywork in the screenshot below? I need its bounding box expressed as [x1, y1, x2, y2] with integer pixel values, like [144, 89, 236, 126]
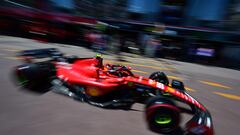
[55, 58, 205, 111]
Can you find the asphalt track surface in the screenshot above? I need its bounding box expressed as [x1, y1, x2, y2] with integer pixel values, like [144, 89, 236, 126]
[0, 36, 240, 135]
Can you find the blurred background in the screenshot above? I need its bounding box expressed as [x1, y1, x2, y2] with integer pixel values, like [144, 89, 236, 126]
[0, 0, 240, 69]
[1, 1, 240, 135]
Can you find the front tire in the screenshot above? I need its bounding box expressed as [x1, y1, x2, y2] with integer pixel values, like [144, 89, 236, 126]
[145, 97, 181, 134]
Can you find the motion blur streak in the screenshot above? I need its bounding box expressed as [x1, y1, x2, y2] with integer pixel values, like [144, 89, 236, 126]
[199, 81, 232, 89]
[213, 92, 240, 100]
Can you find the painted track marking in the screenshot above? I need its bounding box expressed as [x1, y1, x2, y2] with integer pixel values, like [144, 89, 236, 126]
[199, 80, 232, 89]
[167, 75, 184, 81]
[213, 92, 240, 100]
[185, 87, 196, 92]
[131, 69, 148, 74]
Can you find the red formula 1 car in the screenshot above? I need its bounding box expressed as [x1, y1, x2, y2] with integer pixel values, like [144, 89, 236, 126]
[13, 48, 214, 135]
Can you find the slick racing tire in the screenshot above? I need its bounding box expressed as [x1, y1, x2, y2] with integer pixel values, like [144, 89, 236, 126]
[145, 96, 181, 134]
[14, 63, 55, 90]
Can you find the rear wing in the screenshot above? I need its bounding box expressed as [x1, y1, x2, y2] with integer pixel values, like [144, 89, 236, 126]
[17, 48, 63, 59]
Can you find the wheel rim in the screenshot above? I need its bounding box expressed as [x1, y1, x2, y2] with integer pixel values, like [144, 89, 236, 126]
[154, 114, 172, 125]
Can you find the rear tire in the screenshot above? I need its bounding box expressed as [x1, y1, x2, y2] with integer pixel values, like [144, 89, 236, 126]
[14, 63, 55, 92]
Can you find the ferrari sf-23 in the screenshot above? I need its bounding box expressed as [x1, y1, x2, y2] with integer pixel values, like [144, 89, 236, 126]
[13, 48, 214, 135]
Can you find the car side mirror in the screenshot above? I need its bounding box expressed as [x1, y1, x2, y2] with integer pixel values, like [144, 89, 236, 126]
[171, 80, 185, 92]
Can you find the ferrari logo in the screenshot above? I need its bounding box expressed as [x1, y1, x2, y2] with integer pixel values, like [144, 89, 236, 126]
[156, 82, 164, 90]
[86, 87, 99, 96]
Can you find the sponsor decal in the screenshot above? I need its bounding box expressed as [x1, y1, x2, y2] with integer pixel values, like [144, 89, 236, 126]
[156, 82, 165, 90]
[166, 87, 175, 93]
[86, 86, 99, 96]
[148, 79, 156, 85]
[138, 76, 143, 82]
[185, 93, 205, 110]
